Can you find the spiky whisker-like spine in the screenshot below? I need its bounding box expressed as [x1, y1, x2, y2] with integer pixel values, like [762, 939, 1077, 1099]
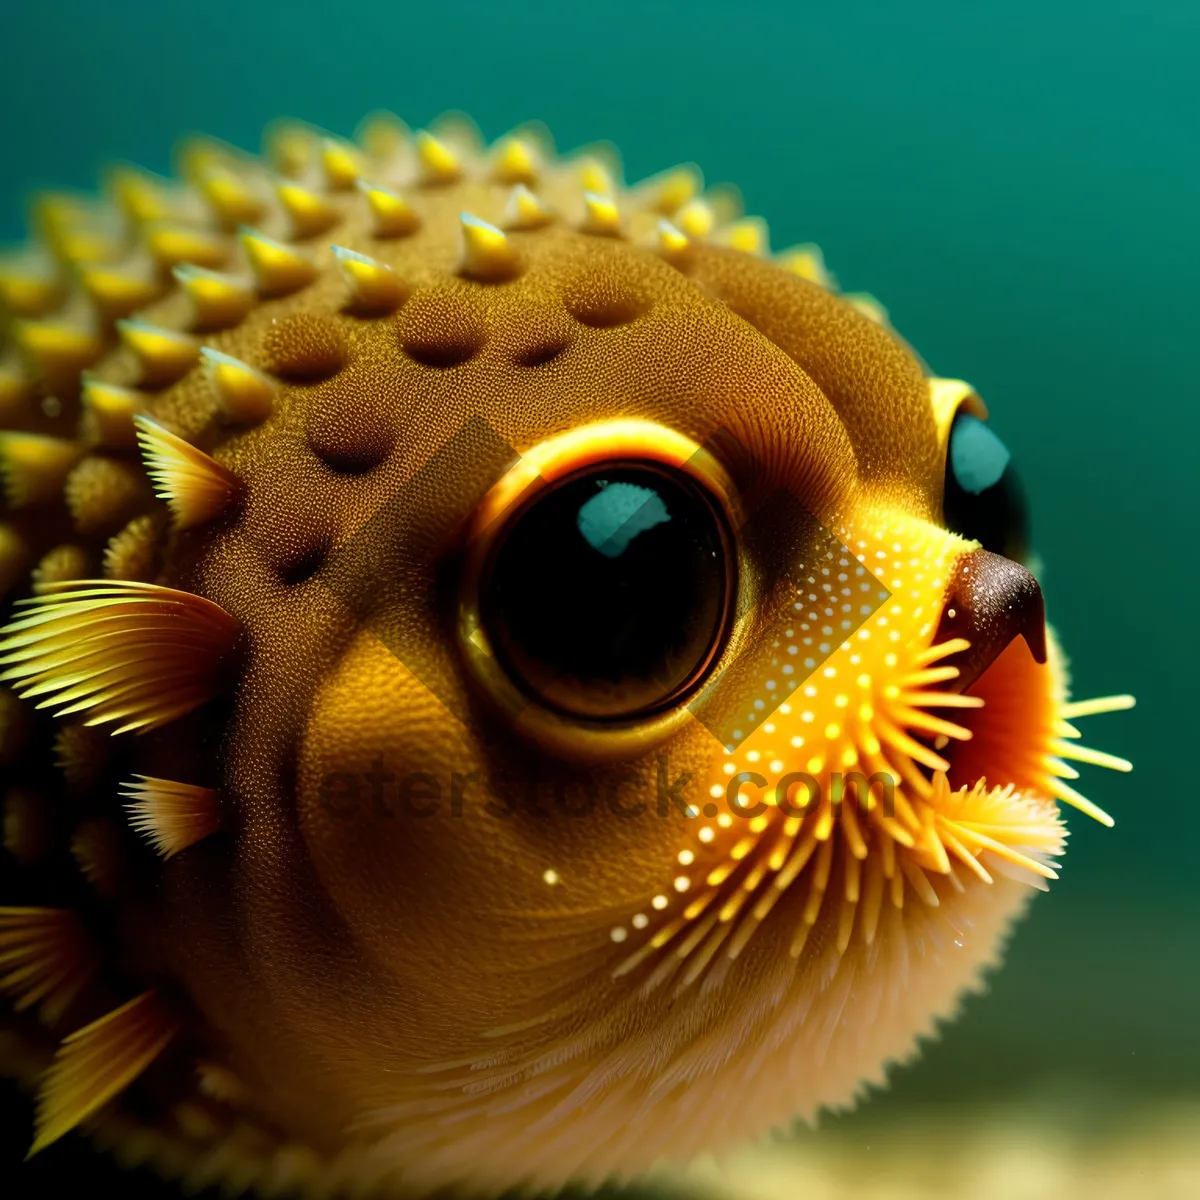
[0, 907, 97, 1024]
[133, 416, 241, 530]
[610, 632, 1073, 991]
[609, 601, 1136, 992]
[357, 181, 420, 237]
[276, 180, 342, 237]
[579, 192, 621, 237]
[240, 227, 317, 296]
[173, 263, 256, 331]
[490, 135, 542, 186]
[0, 580, 240, 734]
[31, 990, 179, 1154]
[122, 775, 221, 858]
[415, 130, 463, 185]
[502, 184, 553, 232]
[116, 319, 200, 387]
[80, 374, 145, 450]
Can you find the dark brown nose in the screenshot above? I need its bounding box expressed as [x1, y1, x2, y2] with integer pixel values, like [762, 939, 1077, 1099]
[935, 548, 1047, 692]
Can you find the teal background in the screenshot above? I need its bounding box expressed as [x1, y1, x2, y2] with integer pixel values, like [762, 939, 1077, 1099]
[1, 0, 1196, 1189]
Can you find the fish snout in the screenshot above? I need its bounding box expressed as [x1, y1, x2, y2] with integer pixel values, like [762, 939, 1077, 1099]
[935, 548, 1047, 691]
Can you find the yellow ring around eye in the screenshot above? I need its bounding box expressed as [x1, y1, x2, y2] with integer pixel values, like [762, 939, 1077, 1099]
[459, 419, 743, 762]
[929, 377, 989, 447]
[472, 418, 741, 533]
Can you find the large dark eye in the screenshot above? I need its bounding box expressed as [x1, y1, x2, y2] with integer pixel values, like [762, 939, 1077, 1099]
[480, 462, 735, 720]
[943, 412, 1029, 562]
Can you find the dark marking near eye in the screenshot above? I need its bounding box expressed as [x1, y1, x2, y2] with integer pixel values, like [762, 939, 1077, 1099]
[263, 313, 348, 381]
[398, 289, 487, 367]
[312, 438, 392, 476]
[513, 336, 573, 368]
[278, 544, 327, 586]
[563, 274, 650, 329]
[304, 368, 400, 475]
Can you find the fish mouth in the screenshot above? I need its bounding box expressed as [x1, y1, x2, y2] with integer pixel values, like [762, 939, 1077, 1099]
[596, 543, 1132, 990]
[936, 547, 1055, 798]
[944, 628, 1059, 799]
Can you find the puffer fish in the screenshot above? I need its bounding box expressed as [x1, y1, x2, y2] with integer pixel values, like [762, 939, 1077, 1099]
[0, 111, 1134, 1196]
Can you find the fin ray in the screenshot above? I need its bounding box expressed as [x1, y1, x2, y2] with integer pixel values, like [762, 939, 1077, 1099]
[122, 775, 221, 858]
[0, 580, 240, 734]
[30, 990, 178, 1155]
[0, 908, 97, 1024]
[134, 416, 240, 529]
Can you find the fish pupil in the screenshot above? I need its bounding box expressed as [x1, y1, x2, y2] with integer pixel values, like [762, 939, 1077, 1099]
[943, 412, 1030, 562]
[482, 462, 735, 719]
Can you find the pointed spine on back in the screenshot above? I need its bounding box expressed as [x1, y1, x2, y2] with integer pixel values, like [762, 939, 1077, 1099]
[240, 228, 317, 296]
[332, 247, 409, 313]
[33, 544, 90, 587]
[502, 185, 552, 232]
[714, 216, 769, 256]
[80, 375, 144, 450]
[173, 264, 256, 331]
[143, 223, 228, 271]
[102, 513, 162, 582]
[12, 318, 103, 391]
[77, 262, 162, 319]
[200, 348, 276, 424]
[777, 242, 832, 288]
[357, 182, 420, 237]
[635, 164, 702, 214]
[0, 433, 85, 508]
[458, 215, 521, 282]
[320, 138, 363, 189]
[0, 258, 64, 317]
[276, 181, 342, 238]
[579, 191, 622, 237]
[116, 319, 200, 387]
[415, 130, 462, 185]
[490, 136, 541, 185]
[197, 165, 265, 229]
[655, 220, 694, 269]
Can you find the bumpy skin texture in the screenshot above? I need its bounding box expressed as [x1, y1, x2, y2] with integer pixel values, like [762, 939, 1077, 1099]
[0, 114, 1124, 1196]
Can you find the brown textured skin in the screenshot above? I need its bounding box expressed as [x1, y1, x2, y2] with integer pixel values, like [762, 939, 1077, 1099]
[0, 119, 1089, 1196]
[169, 226, 868, 1163]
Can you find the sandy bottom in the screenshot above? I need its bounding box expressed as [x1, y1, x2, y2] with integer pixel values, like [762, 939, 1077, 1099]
[638, 1094, 1200, 1200]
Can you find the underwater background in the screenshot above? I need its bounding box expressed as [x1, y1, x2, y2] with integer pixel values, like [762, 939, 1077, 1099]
[1, 0, 1195, 1195]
